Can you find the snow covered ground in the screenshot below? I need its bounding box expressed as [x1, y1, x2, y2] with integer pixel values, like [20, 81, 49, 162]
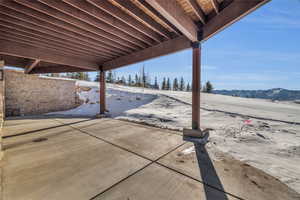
[48, 80, 300, 193]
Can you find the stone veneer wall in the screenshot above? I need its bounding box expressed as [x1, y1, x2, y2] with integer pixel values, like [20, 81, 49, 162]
[5, 70, 77, 116]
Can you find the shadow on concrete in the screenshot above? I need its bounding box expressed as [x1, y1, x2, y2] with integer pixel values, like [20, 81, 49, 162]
[3, 116, 96, 139]
[5, 114, 95, 121]
[194, 143, 229, 200]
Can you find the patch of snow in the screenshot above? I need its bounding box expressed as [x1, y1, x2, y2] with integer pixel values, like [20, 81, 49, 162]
[181, 146, 195, 155]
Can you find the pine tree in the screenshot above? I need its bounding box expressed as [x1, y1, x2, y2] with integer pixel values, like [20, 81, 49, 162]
[205, 81, 213, 93]
[166, 78, 171, 90]
[94, 72, 100, 82]
[83, 72, 90, 81]
[141, 65, 147, 88]
[179, 77, 185, 91]
[128, 75, 132, 86]
[121, 76, 126, 85]
[173, 78, 179, 91]
[154, 77, 159, 90]
[186, 83, 191, 92]
[161, 77, 166, 90]
[106, 70, 113, 83]
[135, 74, 139, 87]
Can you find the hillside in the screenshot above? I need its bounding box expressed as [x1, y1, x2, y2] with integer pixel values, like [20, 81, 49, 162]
[213, 88, 300, 101]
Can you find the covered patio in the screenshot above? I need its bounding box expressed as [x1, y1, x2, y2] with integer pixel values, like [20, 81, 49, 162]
[0, 0, 282, 199]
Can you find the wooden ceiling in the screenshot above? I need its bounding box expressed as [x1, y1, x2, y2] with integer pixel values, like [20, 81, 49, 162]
[0, 0, 270, 74]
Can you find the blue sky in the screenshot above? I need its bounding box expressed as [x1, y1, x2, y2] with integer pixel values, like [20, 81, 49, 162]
[92, 0, 300, 90]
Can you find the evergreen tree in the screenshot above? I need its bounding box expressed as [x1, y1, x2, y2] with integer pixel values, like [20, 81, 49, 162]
[161, 77, 166, 90]
[83, 72, 90, 81]
[128, 75, 132, 86]
[106, 70, 113, 83]
[205, 81, 213, 93]
[135, 74, 139, 87]
[173, 78, 179, 91]
[166, 78, 171, 90]
[121, 76, 126, 85]
[94, 72, 100, 82]
[179, 77, 185, 91]
[154, 77, 159, 90]
[186, 82, 191, 92]
[141, 65, 146, 87]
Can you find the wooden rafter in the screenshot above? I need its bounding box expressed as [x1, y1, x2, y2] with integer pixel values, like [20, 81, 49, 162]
[25, 59, 40, 74]
[102, 36, 191, 70]
[13, 0, 139, 52]
[136, 0, 181, 34]
[211, 0, 219, 14]
[87, 0, 165, 43]
[145, 0, 199, 42]
[0, 30, 104, 61]
[0, 40, 99, 70]
[30, 66, 94, 74]
[187, 0, 206, 24]
[113, 0, 172, 39]
[62, 0, 157, 46]
[0, 4, 125, 57]
[0, 20, 114, 59]
[38, 0, 148, 49]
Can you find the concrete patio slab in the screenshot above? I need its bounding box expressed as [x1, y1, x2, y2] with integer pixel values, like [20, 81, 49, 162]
[75, 120, 184, 160]
[2, 117, 62, 137]
[69, 118, 126, 131]
[158, 143, 300, 200]
[2, 124, 150, 200]
[95, 163, 238, 200]
[52, 116, 95, 125]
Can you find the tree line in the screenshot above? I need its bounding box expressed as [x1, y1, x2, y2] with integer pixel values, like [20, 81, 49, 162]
[95, 68, 213, 93]
[46, 68, 214, 93]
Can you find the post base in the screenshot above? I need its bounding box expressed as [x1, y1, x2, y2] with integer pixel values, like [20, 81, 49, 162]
[95, 113, 110, 118]
[183, 128, 211, 144]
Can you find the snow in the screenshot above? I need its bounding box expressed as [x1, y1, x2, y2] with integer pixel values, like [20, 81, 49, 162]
[47, 80, 300, 193]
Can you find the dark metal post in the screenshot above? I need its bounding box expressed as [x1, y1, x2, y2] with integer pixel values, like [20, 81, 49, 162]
[100, 70, 106, 114]
[192, 42, 201, 130]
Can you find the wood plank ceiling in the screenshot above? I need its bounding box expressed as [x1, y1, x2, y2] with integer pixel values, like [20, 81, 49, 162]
[0, 0, 270, 74]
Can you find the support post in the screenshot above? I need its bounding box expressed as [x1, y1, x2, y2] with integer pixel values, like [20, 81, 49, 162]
[100, 70, 106, 114]
[0, 59, 4, 160]
[192, 42, 201, 130]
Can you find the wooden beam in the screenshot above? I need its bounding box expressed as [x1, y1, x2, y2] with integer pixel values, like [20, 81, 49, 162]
[38, 0, 148, 49]
[0, 35, 102, 63]
[62, 0, 157, 46]
[0, 2, 127, 56]
[25, 59, 40, 74]
[103, 36, 191, 70]
[203, 0, 270, 41]
[0, 39, 99, 70]
[0, 23, 111, 60]
[100, 70, 106, 114]
[30, 66, 94, 74]
[187, 0, 206, 24]
[13, 0, 137, 52]
[113, 0, 171, 39]
[211, 0, 219, 14]
[87, 0, 164, 43]
[136, 0, 181, 34]
[192, 42, 201, 130]
[145, 0, 199, 42]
